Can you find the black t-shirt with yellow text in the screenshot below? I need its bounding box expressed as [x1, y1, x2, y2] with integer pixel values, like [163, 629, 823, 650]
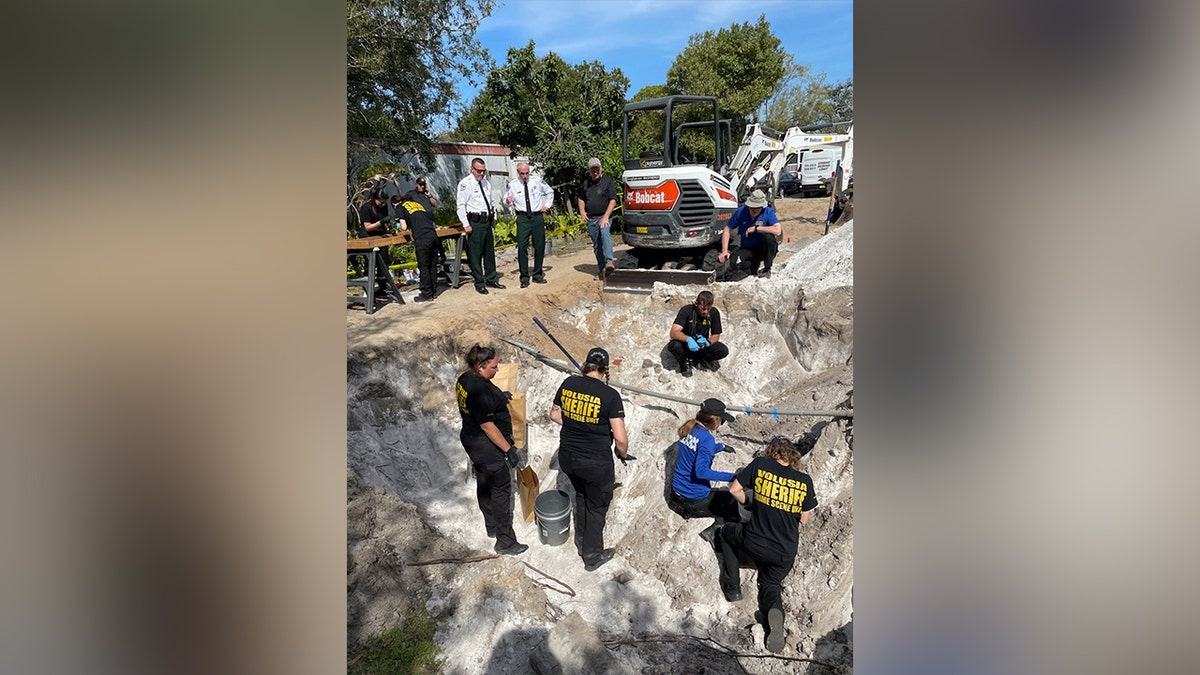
[736, 457, 818, 560]
[399, 190, 437, 239]
[456, 372, 513, 463]
[553, 374, 624, 462]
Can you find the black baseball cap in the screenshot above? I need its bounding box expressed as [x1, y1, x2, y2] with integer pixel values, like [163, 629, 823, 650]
[585, 347, 609, 368]
[700, 398, 735, 423]
[416, 177, 426, 186]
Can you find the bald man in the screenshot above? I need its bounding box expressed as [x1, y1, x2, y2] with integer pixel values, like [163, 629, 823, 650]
[504, 162, 555, 287]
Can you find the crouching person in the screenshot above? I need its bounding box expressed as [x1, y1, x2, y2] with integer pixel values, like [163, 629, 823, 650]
[666, 290, 729, 377]
[668, 398, 743, 543]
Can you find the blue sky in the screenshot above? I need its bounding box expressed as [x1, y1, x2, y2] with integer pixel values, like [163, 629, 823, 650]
[447, 0, 852, 127]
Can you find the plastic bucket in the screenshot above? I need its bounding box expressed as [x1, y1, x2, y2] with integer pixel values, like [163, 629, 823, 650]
[534, 489, 572, 546]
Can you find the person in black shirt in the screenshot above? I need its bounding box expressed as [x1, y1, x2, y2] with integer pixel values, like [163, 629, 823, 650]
[716, 435, 818, 653]
[551, 346, 629, 571]
[355, 188, 396, 296]
[666, 290, 730, 377]
[576, 157, 618, 278]
[396, 176, 440, 303]
[455, 344, 527, 556]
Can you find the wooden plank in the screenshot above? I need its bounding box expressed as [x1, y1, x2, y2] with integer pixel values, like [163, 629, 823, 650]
[347, 233, 411, 250]
[347, 226, 465, 251]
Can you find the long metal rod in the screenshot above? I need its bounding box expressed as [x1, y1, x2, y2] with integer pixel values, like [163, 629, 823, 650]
[532, 317, 581, 370]
[500, 337, 852, 419]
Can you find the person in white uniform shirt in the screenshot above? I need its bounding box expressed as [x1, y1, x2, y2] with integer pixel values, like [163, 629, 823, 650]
[504, 161, 555, 288]
[456, 156, 503, 294]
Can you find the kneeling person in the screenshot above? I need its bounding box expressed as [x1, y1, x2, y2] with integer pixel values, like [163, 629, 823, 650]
[666, 290, 729, 377]
[718, 189, 782, 278]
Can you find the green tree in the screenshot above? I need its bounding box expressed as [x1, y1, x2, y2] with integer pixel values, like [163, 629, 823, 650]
[665, 15, 786, 121]
[455, 41, 629, 208]
[764, 67, 854, 130]
[346, 0, 495, 172]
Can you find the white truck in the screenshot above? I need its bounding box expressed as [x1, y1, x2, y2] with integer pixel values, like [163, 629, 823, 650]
[796, 145, 843, 197]
[760, 122, 853, 202]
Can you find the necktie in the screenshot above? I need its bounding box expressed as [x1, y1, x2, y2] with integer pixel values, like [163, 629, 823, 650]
[524, 180, 533, 218]
[479, 180, 492, 216]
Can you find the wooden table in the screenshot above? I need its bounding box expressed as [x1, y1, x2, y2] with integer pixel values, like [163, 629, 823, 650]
[346, 226, 468, 313]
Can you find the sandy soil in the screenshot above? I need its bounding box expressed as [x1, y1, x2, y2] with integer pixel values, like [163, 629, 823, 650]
[347, 194, 844, 348]
[345, 194, 854, 672]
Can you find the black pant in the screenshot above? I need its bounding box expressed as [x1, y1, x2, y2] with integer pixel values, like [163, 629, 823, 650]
[472, 460, 517, 548]
[413, 233, 439, 298]
[734, 235, 778, 275]
[466, 219, 498, 288]
[666, 339, 729, 366]
[668, 488, 742, 522]
[515, 213, 546, 282]
[560, 456, 614, 561]
[716, 523, 795, 619]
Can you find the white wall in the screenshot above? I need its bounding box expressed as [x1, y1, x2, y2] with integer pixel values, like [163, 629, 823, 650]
[395, 152, 548, 211]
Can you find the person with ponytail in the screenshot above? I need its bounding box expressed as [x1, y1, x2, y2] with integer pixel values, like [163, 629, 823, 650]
[550, 346, 628, 572]
[455, 344, 527, 556]
[668, 398, 742, 532]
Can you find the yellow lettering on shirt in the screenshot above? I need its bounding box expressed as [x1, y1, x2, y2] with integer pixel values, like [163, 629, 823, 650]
[456, 382, 469, 414]
[559, 387, 602, 424]
[752, 468, 807, 514]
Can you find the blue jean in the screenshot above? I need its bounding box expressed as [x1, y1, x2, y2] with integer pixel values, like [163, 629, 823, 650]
[587, 217, 615, 273]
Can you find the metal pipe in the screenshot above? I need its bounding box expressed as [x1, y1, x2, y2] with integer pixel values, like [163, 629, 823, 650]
[500, 337, 852, 420]
[531, 318, 581, 370]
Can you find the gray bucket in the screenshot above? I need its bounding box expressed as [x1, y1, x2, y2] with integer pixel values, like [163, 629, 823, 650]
[534, 489, 572, 546]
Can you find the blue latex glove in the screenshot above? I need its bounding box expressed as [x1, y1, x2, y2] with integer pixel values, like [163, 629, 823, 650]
[686, 336, 700, 352]
[696, 335, 710, 348]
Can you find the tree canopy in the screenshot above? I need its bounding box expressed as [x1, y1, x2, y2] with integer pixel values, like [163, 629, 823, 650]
[665, 15, 786, 122]
[764, 62, 854, 130]
[454, 41, 629, 203]
[346, 0, 494, 173]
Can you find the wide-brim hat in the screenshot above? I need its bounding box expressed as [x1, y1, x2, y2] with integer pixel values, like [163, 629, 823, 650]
[746, 189, 768, 208]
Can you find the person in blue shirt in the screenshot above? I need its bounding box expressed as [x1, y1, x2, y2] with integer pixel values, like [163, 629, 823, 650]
[717, 189, 783, 278]
[669, 398, 742, 534]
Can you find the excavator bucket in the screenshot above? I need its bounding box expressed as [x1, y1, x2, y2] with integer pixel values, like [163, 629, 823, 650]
[602, 268, 716, 294]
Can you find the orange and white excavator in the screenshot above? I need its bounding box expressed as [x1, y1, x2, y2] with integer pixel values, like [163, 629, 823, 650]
[611, 95, 852, 291]
[615, 95, 738, 287]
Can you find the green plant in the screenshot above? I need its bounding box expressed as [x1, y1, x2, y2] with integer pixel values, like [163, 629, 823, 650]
[544, 213, 588, 240]
[385, 242, 415, 265]
[493, 215, 517, 247]
[358, 163, 408, 185]
[348, 604, 444, 674]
